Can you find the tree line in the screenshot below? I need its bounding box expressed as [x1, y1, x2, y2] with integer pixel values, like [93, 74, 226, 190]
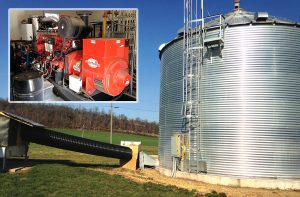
[0, 99, 159, 136]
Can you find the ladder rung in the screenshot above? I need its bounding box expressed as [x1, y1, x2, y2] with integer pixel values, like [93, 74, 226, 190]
[184, 101, 197, 104]
[182, 115, 198, 118]
[183, 75, 199, 78]
[185, 18, 204, 23]
[187, 46, 203, 50]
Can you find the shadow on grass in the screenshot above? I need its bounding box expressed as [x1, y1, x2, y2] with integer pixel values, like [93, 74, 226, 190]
[0, 158, 119, 173]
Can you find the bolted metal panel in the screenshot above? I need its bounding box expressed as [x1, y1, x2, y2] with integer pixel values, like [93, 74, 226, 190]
[159, 21, 300, 178]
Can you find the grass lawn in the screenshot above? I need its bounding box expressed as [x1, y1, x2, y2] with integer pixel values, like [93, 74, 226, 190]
[0, 129, 197, 197]
[0, 164, 195, 197]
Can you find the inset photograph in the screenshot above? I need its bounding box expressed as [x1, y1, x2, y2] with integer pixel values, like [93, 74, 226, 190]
[9, 9, 137, 102]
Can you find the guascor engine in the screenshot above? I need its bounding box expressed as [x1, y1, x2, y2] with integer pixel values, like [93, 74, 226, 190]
[22, 13, 131, 98]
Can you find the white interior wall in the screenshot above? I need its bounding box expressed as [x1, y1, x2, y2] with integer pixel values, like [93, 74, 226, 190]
[10, 10, 43, 40]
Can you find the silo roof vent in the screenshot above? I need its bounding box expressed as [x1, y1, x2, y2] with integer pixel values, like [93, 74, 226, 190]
[234, 0, 240, 10]
[255, 12, 269, 21]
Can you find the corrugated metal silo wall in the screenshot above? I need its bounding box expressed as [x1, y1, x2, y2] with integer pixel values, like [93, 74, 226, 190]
[159, 39, 183, 169]
[160, 24, 300, 178]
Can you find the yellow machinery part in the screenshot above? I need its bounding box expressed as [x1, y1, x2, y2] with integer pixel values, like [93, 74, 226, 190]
[175, 134, 187, 159]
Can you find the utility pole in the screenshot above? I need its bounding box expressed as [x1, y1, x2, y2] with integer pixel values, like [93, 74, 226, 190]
[110, 103, 113, 144]
[110, 104, 119, 144]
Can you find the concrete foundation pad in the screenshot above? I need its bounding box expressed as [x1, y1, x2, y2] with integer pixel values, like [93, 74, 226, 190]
[157, 167, 300, 190]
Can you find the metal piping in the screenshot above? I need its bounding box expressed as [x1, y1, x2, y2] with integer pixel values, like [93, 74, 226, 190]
[102, 11, 111, 38]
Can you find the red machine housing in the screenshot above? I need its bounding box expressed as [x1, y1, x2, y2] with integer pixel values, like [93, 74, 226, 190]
[82, 38, 130, 96]
[66, 50, 83, 76]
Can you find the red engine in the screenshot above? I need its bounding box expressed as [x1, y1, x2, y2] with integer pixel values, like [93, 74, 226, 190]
[36, 34, 62, 54]
[30, 15, 131, 98]
[82, 38, 130, 96]
[36, 33, 75, 56]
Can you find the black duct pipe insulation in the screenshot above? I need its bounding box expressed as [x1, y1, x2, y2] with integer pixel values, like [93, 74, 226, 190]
[58, 16, 92, 38]
[76, 11, 92, 26]
[21, 126, 132, 161]
[79, 14, 89, 26]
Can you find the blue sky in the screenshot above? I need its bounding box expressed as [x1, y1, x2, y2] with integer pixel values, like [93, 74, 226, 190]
[1, 0, 299, 122]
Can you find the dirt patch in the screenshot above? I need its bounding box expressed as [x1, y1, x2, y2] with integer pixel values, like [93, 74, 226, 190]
[90, 168, 300, 197]
[8, 167, 32, 173]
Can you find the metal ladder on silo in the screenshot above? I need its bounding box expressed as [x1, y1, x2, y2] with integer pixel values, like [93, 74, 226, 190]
[182, 0, 225, 173]
[182, 0, 205, 173]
